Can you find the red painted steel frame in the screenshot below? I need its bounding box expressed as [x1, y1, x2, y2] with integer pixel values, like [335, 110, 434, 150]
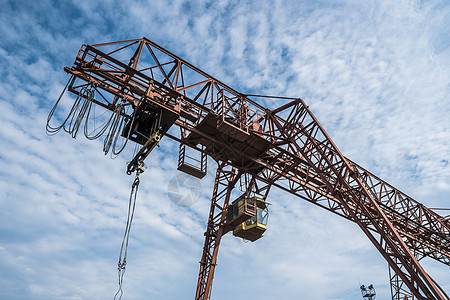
[58, 38, 450, 299]
[195, 163, 240, 300]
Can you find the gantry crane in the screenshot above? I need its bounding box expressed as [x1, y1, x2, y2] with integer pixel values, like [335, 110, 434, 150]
[47, 38, 450, 300]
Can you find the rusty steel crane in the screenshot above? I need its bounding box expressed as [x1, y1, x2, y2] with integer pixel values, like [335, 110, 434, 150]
[47, 38, 450, 300]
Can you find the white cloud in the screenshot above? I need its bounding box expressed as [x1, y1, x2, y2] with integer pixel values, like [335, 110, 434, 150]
[0, 0, 449, 299]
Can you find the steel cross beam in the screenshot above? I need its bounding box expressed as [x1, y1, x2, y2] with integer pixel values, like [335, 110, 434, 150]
[56, 38, 450, 299]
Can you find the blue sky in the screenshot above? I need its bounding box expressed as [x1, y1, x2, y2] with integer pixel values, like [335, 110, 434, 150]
[0, 0, 449, 299]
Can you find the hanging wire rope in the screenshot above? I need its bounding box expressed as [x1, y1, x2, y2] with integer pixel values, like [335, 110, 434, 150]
[83, 97, 113, 141]
[113, 161, 145, 300]
[103, 101, 136, 157]
[66, 85, 95, 138]
[46, 75, 75, 135]
[47, 79, 98, 138]
[103, 102, 125, 155]
[47, 76, 137, 158]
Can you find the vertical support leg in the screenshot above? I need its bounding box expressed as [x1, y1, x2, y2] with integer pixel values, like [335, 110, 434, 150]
[194, 169, 273, 300]
[389, 242, 430, 300]
[195, 162, 240, 300]
[390, 262, 415, 300]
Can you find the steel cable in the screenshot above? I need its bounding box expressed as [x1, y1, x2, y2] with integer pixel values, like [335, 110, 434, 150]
[103, 102, 136, 157]
[112, 106, 136, 156]
[84, 98, 114, 141]
[47, 80, 94, 138]
[64, 85, 94, 138]
[104, 103, 125, 155]
[47, 79, 135, 156]
[46, 75, 75, 135]
[114, 165, 143, 300]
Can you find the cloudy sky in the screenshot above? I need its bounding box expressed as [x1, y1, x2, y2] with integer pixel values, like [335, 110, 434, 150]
[0, 0, 449, 299]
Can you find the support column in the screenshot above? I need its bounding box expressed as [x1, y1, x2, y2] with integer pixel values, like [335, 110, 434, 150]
[390, 261, 415, 300]
[195, 162, 240, 300]
[194, 167, 272, 300]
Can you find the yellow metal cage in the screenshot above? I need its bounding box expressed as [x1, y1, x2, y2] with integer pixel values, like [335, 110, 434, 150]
[226, 196, 269, 242]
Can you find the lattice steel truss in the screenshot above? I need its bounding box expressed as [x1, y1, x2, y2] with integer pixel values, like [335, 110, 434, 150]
[52, 37, 449, 299]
